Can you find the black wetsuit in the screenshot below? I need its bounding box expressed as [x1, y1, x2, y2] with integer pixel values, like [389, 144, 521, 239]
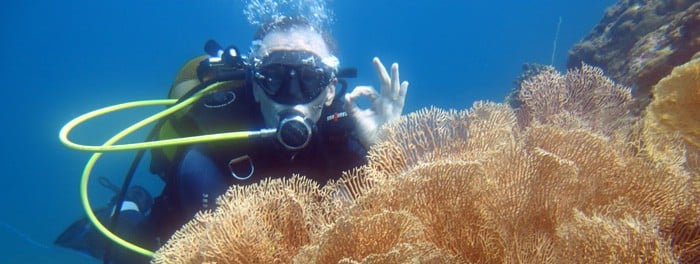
[122, 86, 368, 262]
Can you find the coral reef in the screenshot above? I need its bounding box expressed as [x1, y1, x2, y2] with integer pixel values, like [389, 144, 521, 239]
[152, 63, 700, 263]
[644, 57, 700, 150]
[505, 63, 556, 109]
[567, 0, 700, 101]
[641, 59, 700, 264]
[153, 176, 326, 263]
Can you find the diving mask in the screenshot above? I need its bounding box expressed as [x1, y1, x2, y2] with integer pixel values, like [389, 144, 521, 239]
[253, 50, 337, 105]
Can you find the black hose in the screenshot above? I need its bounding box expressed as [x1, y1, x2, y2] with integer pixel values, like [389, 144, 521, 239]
[103, 126, 161, 264]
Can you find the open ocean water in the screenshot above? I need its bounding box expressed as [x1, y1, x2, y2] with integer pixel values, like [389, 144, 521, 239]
[0, 0, 614, 262]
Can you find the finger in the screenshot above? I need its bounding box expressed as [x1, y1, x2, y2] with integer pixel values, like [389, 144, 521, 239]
[373, 57, 391, 97]
[345, 86, 379, 106]
[399, 81, 409, 99]
[345, 86, 379, 115]
[373, 57, 390, 85]
[397, 81, 409, 108]
[391, 63, 400, 99]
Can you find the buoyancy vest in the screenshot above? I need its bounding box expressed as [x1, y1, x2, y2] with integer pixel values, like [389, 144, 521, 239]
[148, 54, 257, 182]
[149, 56, 366, 185]
[145, 54, 367, 244]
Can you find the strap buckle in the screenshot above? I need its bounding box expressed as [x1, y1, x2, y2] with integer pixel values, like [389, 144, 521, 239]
[228, 155, 254, 180]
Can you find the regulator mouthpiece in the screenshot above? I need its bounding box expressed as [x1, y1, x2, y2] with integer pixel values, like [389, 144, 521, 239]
[277, 115, 313, 150]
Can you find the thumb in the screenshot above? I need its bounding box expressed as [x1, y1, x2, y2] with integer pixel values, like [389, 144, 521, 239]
[344, 86, 377, 116]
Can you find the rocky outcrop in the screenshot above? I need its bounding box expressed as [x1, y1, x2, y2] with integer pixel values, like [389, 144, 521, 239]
[567, 0, 700, 100]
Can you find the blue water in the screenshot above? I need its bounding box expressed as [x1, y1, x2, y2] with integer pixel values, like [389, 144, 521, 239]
[0, 0, 615, 262]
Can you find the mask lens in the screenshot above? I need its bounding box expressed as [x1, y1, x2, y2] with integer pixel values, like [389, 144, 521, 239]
[256, 64, 286, 96]
[254, 51, 335, 104]
[299, 66, 331, 99]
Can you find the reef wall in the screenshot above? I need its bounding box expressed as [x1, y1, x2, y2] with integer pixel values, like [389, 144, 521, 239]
[567, 0, 699, 101]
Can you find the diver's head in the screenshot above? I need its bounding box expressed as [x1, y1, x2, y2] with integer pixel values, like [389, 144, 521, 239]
[250, 16, 339, 149]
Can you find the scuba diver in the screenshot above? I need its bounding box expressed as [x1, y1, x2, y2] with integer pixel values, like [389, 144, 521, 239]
[55, 16, 409, 263]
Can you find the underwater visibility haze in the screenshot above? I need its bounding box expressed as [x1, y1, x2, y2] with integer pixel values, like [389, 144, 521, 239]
[0, 0, 627, 262]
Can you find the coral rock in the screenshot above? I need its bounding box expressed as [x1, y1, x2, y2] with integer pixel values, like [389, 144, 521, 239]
[568, 0, 700, 101]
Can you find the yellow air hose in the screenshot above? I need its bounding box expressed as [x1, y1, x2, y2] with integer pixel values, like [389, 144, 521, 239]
[58, 81, 275, 257]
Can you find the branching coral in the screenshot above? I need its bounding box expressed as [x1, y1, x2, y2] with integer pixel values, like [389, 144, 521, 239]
[153, 64, 699, 263]
[641, 57, 700, 263]
[643, 57, 700, 152]
[556, 211, 676, 263]
[294, 210, 449, 263]
[517, 63, 635, 146]
[152, 176, 327, 263]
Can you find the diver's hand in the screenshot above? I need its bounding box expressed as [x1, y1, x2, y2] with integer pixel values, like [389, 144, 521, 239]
[345, 57, 409, 148]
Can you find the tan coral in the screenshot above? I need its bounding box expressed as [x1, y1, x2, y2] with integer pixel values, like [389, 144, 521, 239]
[641, 57, 700, 262]
[365, 160, 502, 263]
[153, 64, 700, 263]
[367, 102, 518, 179]
[152, 211, 213, 263]
[518, 63, 635, 146]
[644, 57, 700, 150]
[152, 175, 326, 264]
[556, 211, 677, 263]
[294, 210, 434, 263]
[336, 242, 458, 264]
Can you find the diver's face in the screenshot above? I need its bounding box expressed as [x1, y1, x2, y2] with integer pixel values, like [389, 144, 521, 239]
[252, 28, 337, 128]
